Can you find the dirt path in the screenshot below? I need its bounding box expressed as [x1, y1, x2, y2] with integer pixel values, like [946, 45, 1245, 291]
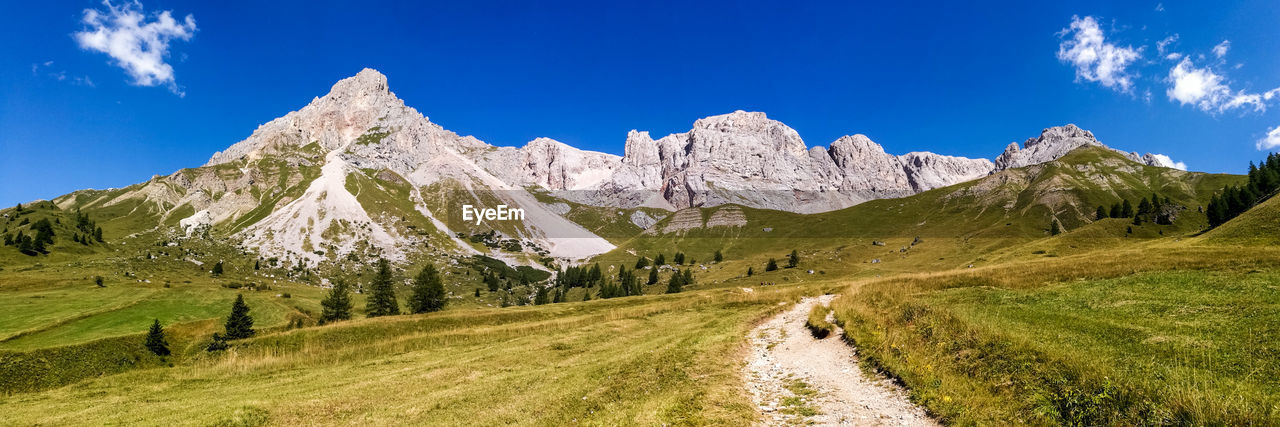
[745, 295, 936, 426]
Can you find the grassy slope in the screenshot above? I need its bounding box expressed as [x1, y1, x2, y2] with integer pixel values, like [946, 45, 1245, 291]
[1200, 192, 1280, 245]
[0, 283, 830, 425]
[831, 243, 1280, 425]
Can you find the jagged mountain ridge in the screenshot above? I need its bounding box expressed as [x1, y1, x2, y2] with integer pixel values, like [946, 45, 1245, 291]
[55, 68, 1184, 266]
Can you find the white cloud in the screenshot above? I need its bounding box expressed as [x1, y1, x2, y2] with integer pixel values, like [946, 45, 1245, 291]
[1148, 154, 1187, 170]
[1166, 58, 1267, 113]
[74, 0, 196, 96]
[1155, 3, 1165, 12]
[1212, 40, 1230, 58]
[1057, 16, 1143, 93]
[1156, 34, 1178, 56]
[1259, 126, 1280, 151]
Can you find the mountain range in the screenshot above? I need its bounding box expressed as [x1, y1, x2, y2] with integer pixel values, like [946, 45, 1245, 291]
[49, 69, 1187, 266]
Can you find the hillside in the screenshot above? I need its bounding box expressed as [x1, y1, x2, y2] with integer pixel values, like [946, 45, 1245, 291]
[589, 146, 1241, 278]
[1200, 191, 1280, 245]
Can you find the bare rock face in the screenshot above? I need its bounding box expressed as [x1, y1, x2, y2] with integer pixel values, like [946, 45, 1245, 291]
[578, 111, 994, 213]
[473, 137, 621, 191]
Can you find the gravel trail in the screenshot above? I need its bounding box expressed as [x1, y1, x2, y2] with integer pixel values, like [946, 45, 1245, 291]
[745, 295, 936, 426]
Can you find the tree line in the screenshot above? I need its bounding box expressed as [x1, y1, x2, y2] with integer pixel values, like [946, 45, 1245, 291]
[1207, 153, 1280, 227]
[1092, 193, 1177, 228]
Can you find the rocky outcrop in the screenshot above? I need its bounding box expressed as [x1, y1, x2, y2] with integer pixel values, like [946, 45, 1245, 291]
[994, 124, 1181, 171]
[572, 111, 996, 213]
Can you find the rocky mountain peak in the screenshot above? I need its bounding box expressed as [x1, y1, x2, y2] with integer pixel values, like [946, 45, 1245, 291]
[327, 68, 391, 99]
[994, 124, 1104, 170]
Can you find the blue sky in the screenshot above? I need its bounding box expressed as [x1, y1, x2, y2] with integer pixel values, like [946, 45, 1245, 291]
[2, 0, 1279, 206]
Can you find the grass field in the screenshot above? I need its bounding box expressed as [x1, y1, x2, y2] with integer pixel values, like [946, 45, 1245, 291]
[831, 244, 1280, 425]
[0, 283, 831, 425]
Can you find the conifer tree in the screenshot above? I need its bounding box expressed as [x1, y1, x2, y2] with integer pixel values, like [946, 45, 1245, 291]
[1050, 219, 1061, 236]
[787, 250, 799, 268]
[766, 258, 778, 271]
[224, 294, 255, 339]
[534, 286, 550, 305]
[666, 269, 684, 293]
[1121, 199, 1135, 218]
[654, 254, 666, 266]
[747, 267, 754, 277]
[1137, 198, 1152, 216]
[365, 259, 401, 317]
[408, 264, 447, 314]
[635, 257, 649, 269]
[588, 263, 603, 283]
[673, 252, 685, 265]
[714, 250, 723, 263]
[320, 279, 353, 324]
[145, 319, 170, 356]
[475, 288, 481, 297]
[1096, 206, 1108, 220]
[211, 261, 224, 277]
[1110, 203, 1122, 218]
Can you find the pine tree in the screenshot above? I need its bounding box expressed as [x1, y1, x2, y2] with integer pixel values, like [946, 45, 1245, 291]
[787, 250, 799, 268]
[673, 252, 685, 265]
[747, 267, 754, 276]
[95, 276, 104, 287]
[1137, 198, 1152, 216]
[254, 260, 260, 270]
[408, 264, 447, 314]
[1050, 219, 1061, 236]
[211, 261, 224, 277]
[320, 280, 353, 324]
[534, 286, 550, 305]
[1121, 199, 1135, 217]
[766, 258, 778, 272]
[588, 263, 602, 283]
[1110, 202, 1123, 218]
[94, 226, 103, 242]
[654, 254, 666, 266]
[714, 250, 723, 263]
[1096, 206, 1108, 220]
[224, 294, 255, 339]
[647, 267, 658, 285]
[145, 319, 170, 356]
[365, 259, 400, 317]
[475, 288, 481, 297]
[666, 269, 684, 293]
[635, 257, 649, 269]
[485, 272, 500, 292]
